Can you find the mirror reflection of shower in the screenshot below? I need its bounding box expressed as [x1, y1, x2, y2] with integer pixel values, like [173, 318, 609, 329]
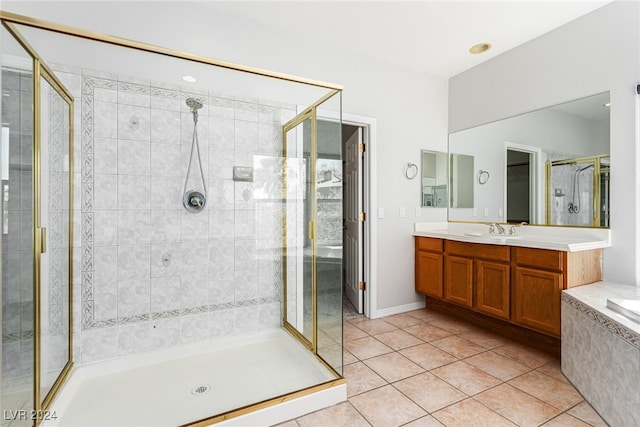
[183, 97, 207, 213]
[548, 155, 610, 227]
[568, 163, 594, 214]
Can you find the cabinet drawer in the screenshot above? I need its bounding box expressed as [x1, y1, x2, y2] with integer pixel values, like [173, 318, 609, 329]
[416, 237, 443, 252]
[514, 247, 564, 272]
[445, 240, 510, 262]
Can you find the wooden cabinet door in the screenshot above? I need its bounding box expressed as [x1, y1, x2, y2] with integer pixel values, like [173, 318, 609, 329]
[416, 251, 443, 297]
[475, 260, 510, 320]
[513, 267, 562, 336]
[444, 255, 473, 307]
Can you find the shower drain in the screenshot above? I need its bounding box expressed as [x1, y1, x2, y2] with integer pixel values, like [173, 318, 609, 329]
[191, 385, 211, 396]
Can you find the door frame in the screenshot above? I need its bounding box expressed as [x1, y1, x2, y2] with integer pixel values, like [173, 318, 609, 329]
[342, 113, 376, 318]
[504, 141, 542, 224]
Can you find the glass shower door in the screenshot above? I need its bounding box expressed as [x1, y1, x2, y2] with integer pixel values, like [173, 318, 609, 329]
[283, 112, 314, 348]
[1, 21, 74, 425]
[37, 71, 73, 410]
[282, 90, 343, 376]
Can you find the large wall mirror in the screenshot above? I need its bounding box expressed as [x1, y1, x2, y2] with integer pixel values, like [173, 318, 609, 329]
[448, 92, 610, 228]
[421, 150, 448, 207]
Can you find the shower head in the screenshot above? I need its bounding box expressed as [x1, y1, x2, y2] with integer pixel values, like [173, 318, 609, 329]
[186, 97, 203, 112]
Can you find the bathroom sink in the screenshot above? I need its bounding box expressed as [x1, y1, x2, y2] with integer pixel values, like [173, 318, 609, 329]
[464, 232, 523, 240]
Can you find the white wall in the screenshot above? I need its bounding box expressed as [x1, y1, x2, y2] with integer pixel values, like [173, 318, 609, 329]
[450, 0, 640, 286]
[3, 1, 449, 315]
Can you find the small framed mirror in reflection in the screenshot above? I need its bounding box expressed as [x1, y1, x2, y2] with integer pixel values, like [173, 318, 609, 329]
[421, 150, 448, 207]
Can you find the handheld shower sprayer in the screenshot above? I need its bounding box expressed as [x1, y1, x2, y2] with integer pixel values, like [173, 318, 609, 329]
[183, 97, 207, 213]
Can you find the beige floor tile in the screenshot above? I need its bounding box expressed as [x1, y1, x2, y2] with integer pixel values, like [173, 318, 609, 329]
[348, 318, 397, 335]
[509, 370, 584, 411]
[428, 317, 477, 334]
[567, 401, 608, 427]
[383, 312, 425, 328]
[430, 335, 487, 359]
[373, 329, 424, 350]
[405, 308, 451, 322]
[344, 336, 393, 360]
[465, 350, 531, 381]
[399, 342, 458, 370]
[363, 352, 424, 383]
[394, 372, 467, 412]
[432, 398, 516, 427]
[344, 323, 369, 341]
[349, 385, 427, 427]
[475, 383, 561, 427]
[536, 360, 571, 385]
[404, 323, 452, 342]
[458, 328, 512, 349]
[492, 342, 555, 369]
[343, 349, 359, 365]
[344, 361, 387, 397]
[542, 413, 591, 427]
[295, 402, 370, 427]
[403, 415, 445, 427]
[432, 361, 501, 395]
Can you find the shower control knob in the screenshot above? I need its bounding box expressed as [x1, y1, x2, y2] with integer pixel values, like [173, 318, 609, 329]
[183, 190, 206, 213]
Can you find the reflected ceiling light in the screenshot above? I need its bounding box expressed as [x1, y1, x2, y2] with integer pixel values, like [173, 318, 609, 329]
[182, 75, 197, 83]
[469, 42, 492, 54]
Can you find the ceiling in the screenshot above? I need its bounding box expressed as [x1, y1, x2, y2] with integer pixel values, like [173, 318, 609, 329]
[205, 0, 612, 78]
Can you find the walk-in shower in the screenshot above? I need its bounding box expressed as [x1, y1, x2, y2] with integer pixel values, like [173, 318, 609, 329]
[182, 97, 207, 214]
[0, 10, 344, 426]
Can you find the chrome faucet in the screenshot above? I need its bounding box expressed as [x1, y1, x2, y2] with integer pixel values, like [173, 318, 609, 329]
[508, 222, 527, 236]
[488, 223, 505, 235]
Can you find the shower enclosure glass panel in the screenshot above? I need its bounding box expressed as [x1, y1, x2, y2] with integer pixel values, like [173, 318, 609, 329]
[315, 93, 343, 375]
[1, 24, 36, 424]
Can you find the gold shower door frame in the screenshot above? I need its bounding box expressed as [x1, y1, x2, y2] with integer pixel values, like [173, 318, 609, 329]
[2, 21, 75, 425]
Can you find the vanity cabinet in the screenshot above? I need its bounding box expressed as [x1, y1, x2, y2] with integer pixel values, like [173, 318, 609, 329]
[415, 236, 602, 337]
[415, 237, 443, 297]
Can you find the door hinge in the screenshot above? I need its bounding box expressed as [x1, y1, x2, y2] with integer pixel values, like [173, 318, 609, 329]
[359, 281, 366, 291]
[359, 212, 366, 222]
[358, 143, 365, 153]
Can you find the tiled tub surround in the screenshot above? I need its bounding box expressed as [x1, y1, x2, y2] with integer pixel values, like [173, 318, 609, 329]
[51, 64, 302, 364]
[562, 282, 640, 426]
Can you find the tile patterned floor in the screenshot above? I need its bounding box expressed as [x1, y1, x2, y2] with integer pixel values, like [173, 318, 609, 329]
[279, 302, 608, 427]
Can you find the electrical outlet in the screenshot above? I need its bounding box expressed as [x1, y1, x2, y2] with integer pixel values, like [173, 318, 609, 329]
[399, 207, 406, 218]
[415, 207, 421, 217]
[484, 207, 489, 217]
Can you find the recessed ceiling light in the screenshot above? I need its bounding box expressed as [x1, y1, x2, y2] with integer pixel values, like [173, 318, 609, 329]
[469, 43, 492, 54]
[182, 75, 197, 83]
[603, 102, 611, 107]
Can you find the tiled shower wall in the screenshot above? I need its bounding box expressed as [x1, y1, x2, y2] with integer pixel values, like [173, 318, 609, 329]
[53, 65, 298, 363]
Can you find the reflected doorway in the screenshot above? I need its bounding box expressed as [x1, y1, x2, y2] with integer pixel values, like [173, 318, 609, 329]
[505, 142, 542, 224]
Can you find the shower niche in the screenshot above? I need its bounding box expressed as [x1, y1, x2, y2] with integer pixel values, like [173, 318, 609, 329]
[0, 10, 344, 427]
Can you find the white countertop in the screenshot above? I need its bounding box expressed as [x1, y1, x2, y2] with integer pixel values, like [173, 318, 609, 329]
[414, 222, 610, 252]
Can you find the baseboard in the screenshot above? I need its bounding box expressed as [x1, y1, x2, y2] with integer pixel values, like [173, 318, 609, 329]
[371, 300, 426, 319]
